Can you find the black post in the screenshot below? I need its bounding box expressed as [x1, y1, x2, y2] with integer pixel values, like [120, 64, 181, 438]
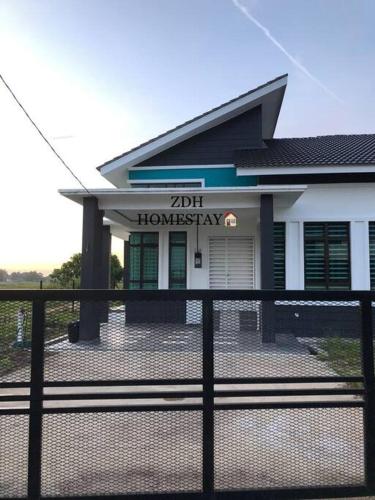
[99, 226, 111, 323]
[39, 280, 43, 290]
[361, 298, 375, 492]
[260, 194, 275, 342]
[28, 300, 45, 500]
[79, 197, 103, 342]
[123, 240, 130, 324]
[123, 240, 130, 290]
[202, 298, 214, 496]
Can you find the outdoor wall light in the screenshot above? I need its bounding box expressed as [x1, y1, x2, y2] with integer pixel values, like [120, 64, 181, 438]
[194, 224, 202, 268]
[194, 251, 202, 268]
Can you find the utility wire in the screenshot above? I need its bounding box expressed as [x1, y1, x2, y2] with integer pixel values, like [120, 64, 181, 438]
[0, 73, 92, 195]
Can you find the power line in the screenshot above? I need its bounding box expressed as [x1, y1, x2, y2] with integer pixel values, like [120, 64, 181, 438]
[0, 73, 92, 195]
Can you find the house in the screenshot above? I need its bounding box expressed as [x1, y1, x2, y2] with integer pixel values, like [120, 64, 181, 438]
[60, 74, 375, 341]
[224, 211, 237, 228]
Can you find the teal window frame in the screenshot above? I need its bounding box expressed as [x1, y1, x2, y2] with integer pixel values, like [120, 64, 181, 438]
[129, 232, 159, 289]
[132, 182, 202, 188]
[169, 232, 187, 289]
[304, 222, 351, 290]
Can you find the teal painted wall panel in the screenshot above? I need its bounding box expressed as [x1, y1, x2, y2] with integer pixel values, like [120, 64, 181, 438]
[128, 167, 257, 187]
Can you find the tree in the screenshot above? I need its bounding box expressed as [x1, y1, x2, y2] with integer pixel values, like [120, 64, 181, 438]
[9, 271, 43, 282]
[0, 269, 8, 282]
[49, 253, 81, 288]
[111, 255, 123, 289]
[49, 253, 123, 288]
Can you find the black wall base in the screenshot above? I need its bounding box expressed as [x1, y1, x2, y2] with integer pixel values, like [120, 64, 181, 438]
[274, 304, 368, 338]
[126, 300, 186, 324]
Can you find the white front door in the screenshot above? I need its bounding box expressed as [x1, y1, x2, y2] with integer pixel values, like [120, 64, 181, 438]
[209, 236, 255, 289]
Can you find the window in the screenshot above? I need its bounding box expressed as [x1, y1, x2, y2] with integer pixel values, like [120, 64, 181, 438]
[370, 222, 375, 290]
[131, 182, 202, 188]
[169, 232, 187, 289]
[274, 222, 285, 289]
[129, 233, 158, 289]
[304, 222, 350, 290]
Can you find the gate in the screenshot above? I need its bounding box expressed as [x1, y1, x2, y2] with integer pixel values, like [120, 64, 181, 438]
[1, 289, 375, 499]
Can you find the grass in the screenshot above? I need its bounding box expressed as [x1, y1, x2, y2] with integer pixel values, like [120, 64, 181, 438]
[0, 281, 61, 289]
[0, 300, 79, 377]
[0, 282, 123, 377]
[0, 282, 122, 378]
[0, 281, 41, 289]
[318, 337, 361, 377]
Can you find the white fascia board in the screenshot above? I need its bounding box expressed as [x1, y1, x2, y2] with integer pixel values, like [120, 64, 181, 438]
[237, 164, 375, 176]
[127, 164, 234, 171]
[100, 77, 287, 177]
[59, 184, 306, 197]
[59, 184, 307, 205]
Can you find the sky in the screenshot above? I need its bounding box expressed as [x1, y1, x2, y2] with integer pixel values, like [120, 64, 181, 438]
[0, 0, 374, 275]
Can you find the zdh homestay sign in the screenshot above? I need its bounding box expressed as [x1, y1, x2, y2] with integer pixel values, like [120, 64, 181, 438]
[137, 196, 237, 226]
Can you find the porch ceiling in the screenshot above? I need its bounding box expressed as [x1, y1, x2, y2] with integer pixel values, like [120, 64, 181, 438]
[60, 186, 306, 234]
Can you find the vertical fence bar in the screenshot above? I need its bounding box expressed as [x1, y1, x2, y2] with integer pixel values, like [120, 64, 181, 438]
[202, 298, 214, 496]
[28, 299, 45, 499]
[361, 298, 375, 492]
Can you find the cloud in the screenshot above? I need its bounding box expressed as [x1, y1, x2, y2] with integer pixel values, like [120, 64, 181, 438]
[231, 0, 343, 104]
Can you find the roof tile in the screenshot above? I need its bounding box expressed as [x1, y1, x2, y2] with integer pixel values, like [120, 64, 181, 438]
[235, 135, 375, 168]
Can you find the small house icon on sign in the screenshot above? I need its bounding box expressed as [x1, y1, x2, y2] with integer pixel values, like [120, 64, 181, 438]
[224, 211, 237, 228]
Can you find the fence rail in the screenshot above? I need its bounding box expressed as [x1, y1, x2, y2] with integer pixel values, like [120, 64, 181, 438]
[1, 289, 375, 499]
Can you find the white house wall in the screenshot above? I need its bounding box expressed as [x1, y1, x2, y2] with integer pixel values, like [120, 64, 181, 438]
[277, 183, 375, 290]
[351, 221, 370, 290]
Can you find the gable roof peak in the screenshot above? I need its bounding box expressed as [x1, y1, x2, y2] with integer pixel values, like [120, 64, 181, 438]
[98, 74, 288, 187]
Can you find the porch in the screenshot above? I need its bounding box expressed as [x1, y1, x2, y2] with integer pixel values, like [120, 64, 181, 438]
[59, 186, 306, 343]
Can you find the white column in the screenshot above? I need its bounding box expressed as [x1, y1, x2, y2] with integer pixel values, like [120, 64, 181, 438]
[350, 221, 370, 290]
[159, 230, 169, 289]
[285, 221, 304, 290]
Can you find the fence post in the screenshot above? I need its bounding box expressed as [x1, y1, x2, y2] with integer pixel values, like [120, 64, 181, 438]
[361, 298, 375, 492]
[28, 300, 45, 499]
[202, 298, 214, 496]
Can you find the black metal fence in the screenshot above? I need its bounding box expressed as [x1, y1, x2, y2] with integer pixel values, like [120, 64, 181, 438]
[1, 289, 375, 499]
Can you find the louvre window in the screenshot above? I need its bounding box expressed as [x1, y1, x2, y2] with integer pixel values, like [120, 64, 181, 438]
[304, 222, 350, 290]
[274, 222, 285, 289]
[129, 233, 158, 289]
[169, 232, 187, 289]
[370, 222, 375, 290]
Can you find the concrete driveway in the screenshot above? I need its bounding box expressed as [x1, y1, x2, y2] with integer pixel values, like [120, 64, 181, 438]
[0, 309, 365, 497]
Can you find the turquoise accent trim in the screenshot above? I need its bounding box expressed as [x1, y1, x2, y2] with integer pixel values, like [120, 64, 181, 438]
[128, 167, 257, 187]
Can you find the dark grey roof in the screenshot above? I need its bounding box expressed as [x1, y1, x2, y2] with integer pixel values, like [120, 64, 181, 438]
[235, 135, 375, 168]
[97, 74, 287, 170]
